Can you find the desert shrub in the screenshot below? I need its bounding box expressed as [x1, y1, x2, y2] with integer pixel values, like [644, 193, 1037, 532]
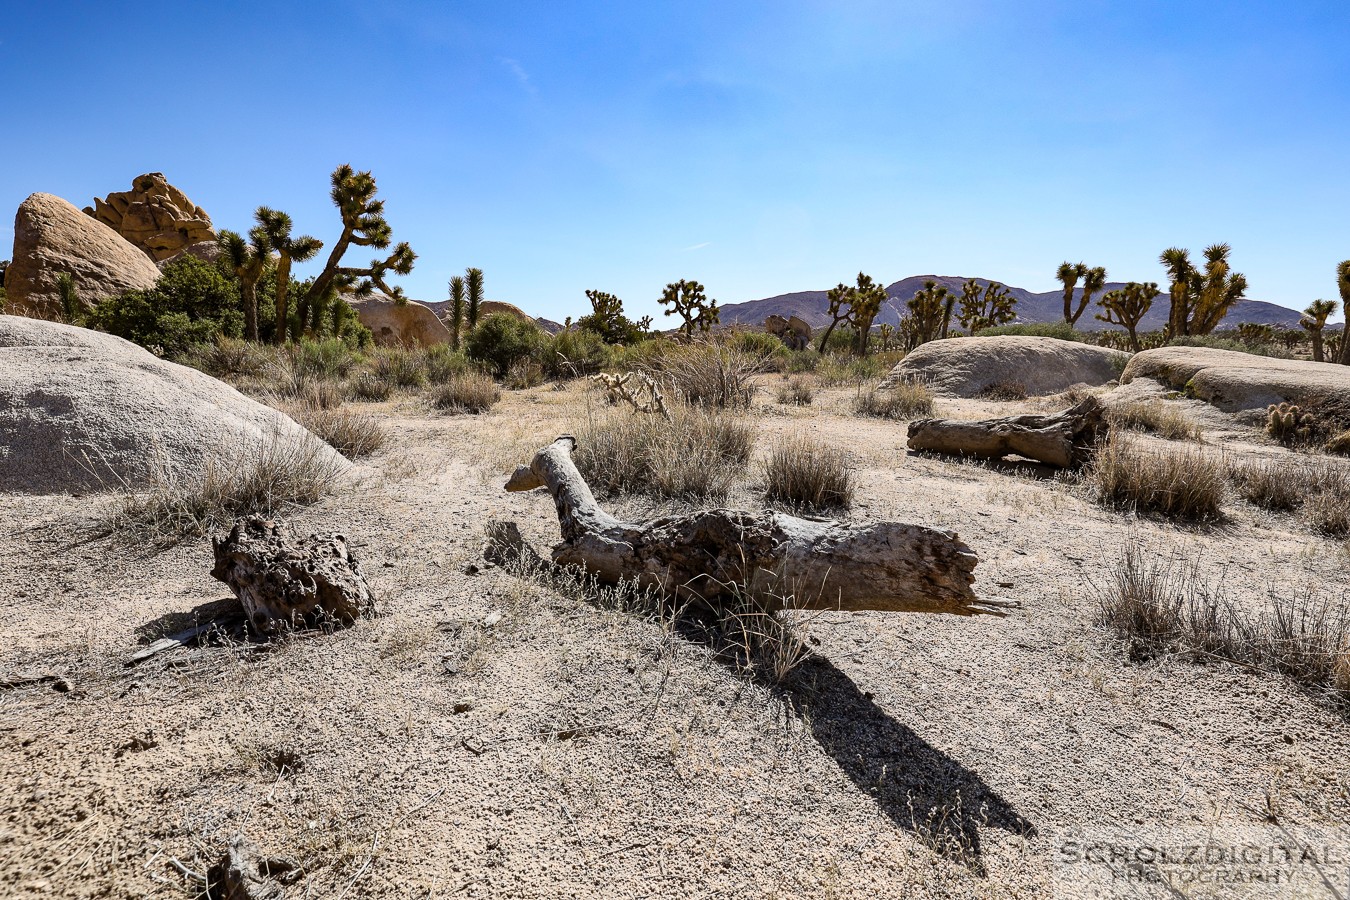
[854, 380, 934, 419]
[761, 434, 855, 510]
[611, 337, 679, 373]
[1228, 457, 1350, 535]
[1097, 545, 1349, 705]
[465, 313, 544, 378]
[176, 336, 276, 379]
[1087, 435, 1225, 521]
[505, 358, 545, 390]
[544, 328, 613, 378]
[642, 342, 762, 409]
[290, 338, 361, 381]
[975, 321, 1085, 342]
[728, 331, 790, 370]
[1108, 400, 1202, 441]
[109, 434, 344, 539]
[423, 344, 470, 384]
[1327, 430, 1350, 456]
[784, 350, 821, 374]
[819, 327, 858, 355]
[86, 255, 243, 356]
[430, 371, 501, 414]
[776, 377, 814, 406]
[348, 372, 393, 402]
[1168, 334, 1292, 360]
[575, 407, 755, 501]
[368, 347, 426, 389]
[975, 381, 1028, 401]
[290, 405, 386, 459]
[1228, 459, 1308, 512]
[817, 354, 887, 387]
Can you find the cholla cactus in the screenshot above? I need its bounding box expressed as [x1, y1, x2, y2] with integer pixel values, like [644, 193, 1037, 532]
[1266, 402, 1316, 446]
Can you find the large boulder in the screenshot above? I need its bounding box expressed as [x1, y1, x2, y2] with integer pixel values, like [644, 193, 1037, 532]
[0, 316, 349, 494]
[880, 336, 1129, 397]
[4, 193, 161, 319]
[1121, 346, 1350, 416]
[348, 294, 452, 347]
[84, 173, 217, 262]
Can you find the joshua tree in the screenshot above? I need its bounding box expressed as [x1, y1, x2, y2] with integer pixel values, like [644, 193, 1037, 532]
[1096, 281, 1160, 352]
[257, 207, 323, 344]
[957, 279, 1017, 334]
[877, 322, 895, 351]
[1057, 261, 1087, 325]
[294, 165, 416, 329]
[1336, 260, 1350, 365]
[902, 280, 955, 349]
[817, 281, 856, 353]
[447, 275, 467, 349]
[218, 226, 274, 341]
[1078, 267, 1107, 323]
[1160, 244, 1247, 338]
[660, 279, 719, 337]
[579, 290, 647, 344]
[466, 267, 485, 330]
[848, 273, 887, 355]
[1302, 298, 1338, 362]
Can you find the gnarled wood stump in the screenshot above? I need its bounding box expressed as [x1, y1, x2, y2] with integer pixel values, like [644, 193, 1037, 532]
[503, 436, 1009, 616]
[211, 517, 375, 633]
[906, 397, 1107, 468]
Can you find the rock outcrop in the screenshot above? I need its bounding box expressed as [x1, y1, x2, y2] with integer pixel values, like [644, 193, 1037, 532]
[765, 314, 812, 350]
[4, 193, 161, 319]
[880, 336, 1129, 397]
[85, 173, 217, 262]
[348, 294, 452, 347]
[1121, 346, 1350, 418]
[0, 316, 348, 494]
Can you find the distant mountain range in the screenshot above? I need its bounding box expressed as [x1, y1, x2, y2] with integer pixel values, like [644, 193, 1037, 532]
[717, 276, 1306, 333]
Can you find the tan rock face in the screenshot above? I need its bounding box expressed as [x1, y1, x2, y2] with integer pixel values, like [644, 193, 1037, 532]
[4, 192, 162, 319]
[84, 172, 217, 262]
[348, 294, 452, 347]
[880, 336, 1129, 397]
[1121, 346, 1350, 415]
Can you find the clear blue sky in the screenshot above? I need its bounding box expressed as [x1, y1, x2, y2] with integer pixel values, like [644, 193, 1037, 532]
[2, 1, 1347, 322]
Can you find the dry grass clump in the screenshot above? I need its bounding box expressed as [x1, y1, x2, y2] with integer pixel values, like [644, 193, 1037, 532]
[776, 376, 814, 406]
[853, 380, 934, 420]
[177, 337, 277, 379]
[761, 433, 855, 510]
[975, 381, 1028, 402]
[109, 435, 344, 539]
[289, 405, 387, 459]
[642, 343, 762, 409]
[1087, 435, 1225, 521]
[368, 347, 427, 389]
[430, 371, 501, 414]
[816, 354, 887, 387]
[575, 407, 755, 501]
[1108, 399, 1202, 442]
[1228, 457, 1350, 536]
[1097, 545, 1350, 705]
[348, 372, 393, 402]
[1326, 430, 1350, 456]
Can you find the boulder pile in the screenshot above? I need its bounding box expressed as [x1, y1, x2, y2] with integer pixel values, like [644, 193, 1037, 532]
[84, 172, 216, 262]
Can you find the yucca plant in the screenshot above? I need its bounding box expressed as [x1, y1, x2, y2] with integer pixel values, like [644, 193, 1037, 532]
[1301, 298, 1338, 362]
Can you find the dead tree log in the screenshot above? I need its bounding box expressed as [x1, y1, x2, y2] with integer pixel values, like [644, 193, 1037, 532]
[906, 397, 1107, 468]
[503, 436, 1009, 616]
[211, 517, 375, 633]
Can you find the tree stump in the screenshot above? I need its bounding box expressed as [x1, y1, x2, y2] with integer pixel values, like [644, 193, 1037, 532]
[211, 517, 375, 633]
[503, 436, 1011, 616]
[906, 397, 1108, 468]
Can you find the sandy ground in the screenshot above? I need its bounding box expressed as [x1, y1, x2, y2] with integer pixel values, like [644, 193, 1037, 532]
[2, 378, 1348, 899]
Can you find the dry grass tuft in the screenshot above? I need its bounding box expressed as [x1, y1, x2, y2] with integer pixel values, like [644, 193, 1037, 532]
[643, 343, 763, 409]
[1327, 430, 1350, 456]
[1228, 457, 1350, 536]
[1087, 435, 1225, 521]
[430, 372, 501, 414]
[976, 381, 1028, 402]
[348, 372, 393, 402]
[1108, 399, 1202, 442]
[109, 434, 344, 539]
[776, 376, 814, 406]
[761, 433, 855, 510]
[576, 407, 755, 501]
[289, 405, 387, 459]
[368, 347, 427, 389]
[1098, 545, 1350, 706]
[853, 380, 934, 420]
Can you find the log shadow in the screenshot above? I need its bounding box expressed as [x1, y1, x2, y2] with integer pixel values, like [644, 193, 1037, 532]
[672, 616, 1035, 871]
[906, 449, 1061, 481]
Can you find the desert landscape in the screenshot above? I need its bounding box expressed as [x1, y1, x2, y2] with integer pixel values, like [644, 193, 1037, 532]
[4, 5, 1350, 899]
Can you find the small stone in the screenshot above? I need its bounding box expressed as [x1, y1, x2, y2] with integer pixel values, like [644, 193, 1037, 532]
[483, 611, 503, 627]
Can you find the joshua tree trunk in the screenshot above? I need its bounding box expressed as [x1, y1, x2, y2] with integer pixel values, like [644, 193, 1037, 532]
[241, 278, 259, 343]
[272, 255, 293, 345]
[499, 437, 1010, 616]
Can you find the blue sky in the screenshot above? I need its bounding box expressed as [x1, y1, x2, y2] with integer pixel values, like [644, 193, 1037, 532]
[2, 1, 1348, 321]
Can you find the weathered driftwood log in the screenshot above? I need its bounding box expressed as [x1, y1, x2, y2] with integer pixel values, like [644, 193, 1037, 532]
[906, 396, 1107, 468]
[211, 516, 375, 633]
[206, 832, 302, 900]
[503, 436, 1009, 616]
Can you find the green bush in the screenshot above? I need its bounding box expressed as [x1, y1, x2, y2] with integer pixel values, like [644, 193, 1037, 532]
[544, 328, 613, 378]
[975, 321, 1088, 342]
[291, 338, 361, 381]
[728, 330, 790, 370]
[86, 256, 243, 356]
[424, 344, 470, 384]
[465, 313, 543, 378]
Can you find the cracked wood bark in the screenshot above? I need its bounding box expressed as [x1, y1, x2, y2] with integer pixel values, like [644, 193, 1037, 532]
[504, 436, 1008, 616]
[906, 396, 1108, 469]
[211, 516, 375, 633]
